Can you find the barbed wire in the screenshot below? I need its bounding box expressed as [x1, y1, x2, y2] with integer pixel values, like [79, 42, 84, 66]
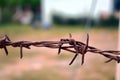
[0, 34, 120, 65]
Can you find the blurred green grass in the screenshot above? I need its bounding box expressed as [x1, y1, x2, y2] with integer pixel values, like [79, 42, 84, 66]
[0, 24, 117, 38]
[0, 24, 84, 37]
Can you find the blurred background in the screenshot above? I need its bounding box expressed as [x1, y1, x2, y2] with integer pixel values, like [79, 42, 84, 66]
[0, 0, 120, 80]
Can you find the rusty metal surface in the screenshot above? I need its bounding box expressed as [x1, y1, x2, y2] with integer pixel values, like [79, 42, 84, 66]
[0, 34, 120, 65]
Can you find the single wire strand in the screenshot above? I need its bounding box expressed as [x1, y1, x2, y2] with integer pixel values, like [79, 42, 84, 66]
[0, 34, 120, 65]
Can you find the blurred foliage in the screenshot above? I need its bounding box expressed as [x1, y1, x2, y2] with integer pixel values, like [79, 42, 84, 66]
[2, 7, 13, 23]
[0, 0, 40, 8]
[99, 15, 119, 27]
[52, 14, 96, 26]
[53, 14, 119, 27]
[0, 0, 40, 23]
[0, 0, 6, 8]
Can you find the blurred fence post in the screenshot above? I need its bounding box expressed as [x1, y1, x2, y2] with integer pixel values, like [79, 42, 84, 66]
[116, 11, 120, 80]
[85, 0, 97, 32]
[41, 0, 52, 29]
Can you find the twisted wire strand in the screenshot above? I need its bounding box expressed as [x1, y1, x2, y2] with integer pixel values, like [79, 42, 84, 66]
[0, 34, 120, 65]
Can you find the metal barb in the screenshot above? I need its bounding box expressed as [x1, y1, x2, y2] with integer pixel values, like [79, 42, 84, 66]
[20, 44, 23, 59]
[69, 54, 78, 65]
[4, 46, 8, 56]
[58, 39, 63, 55]
[81, 33, 89, 65]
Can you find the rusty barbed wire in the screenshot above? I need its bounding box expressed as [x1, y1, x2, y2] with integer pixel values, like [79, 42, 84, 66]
[0, 34, 120, 65]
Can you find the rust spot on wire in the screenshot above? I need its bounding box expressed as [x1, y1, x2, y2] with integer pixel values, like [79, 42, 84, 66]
[0, 34, 120, 65]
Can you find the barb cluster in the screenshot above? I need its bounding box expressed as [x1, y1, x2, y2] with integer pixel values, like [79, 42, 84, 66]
[0, 34, 120, 65]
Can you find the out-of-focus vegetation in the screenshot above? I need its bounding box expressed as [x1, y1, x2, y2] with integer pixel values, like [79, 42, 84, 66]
[52, 14, 119, 27]
[0, 0, 40, 23]
[0, 0, 40, 8]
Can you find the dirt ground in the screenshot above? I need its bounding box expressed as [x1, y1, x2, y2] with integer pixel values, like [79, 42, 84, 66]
[0, 29, 118, 80]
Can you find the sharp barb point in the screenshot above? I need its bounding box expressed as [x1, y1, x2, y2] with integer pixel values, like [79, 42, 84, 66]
[58, 47, 61, 55]
[4, 46, 8, 56]
[69, 54, 78, 65]
[20, 45, 23, 59]
[105, 59, 113, 63]
[81, 54, 85, 65]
